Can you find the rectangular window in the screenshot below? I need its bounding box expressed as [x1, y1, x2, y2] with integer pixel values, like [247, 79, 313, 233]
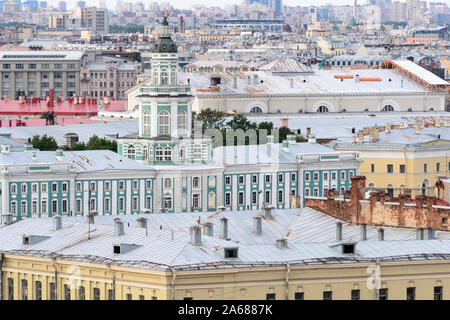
[139, 295, 145, 300]
[145, 196, 152, 210]
[225, 192, 231, 206]
[294, 292, 304, 300]
[265, 191, 271, 204]
[399, 164, 405, 173]
[434, 286, 443, 300]
[278, 173, 284, 183]
[379, 288, 388, 300]
[323, 291, 332, 300]
[8, 278, 14, 300]
[133, 180, 138, 190]
[104, 198, 110, 212]
[291, 173, 296, 182]
[32, 200, 38, 216]
[265, 175, 271, 183]
[21, 200, 27, 216]
[406, 287, 415, 300]
[313, 172, 319, 181]
[132, 197, 138, 211]
[75, 199, 81, 213]
[79, 286, 85, 300]
[437, 163, 440, 172]
[90, 182, 96, 192]
[21, 183, 27, 194]
[50, 283, 56, 300]
[54, 63, 62, 69]
[76, 182, 82, 192]
[238, 175, 244, 184]
[424, 164, 427, 173]
[21, 279, 28, 300]
[192, 194, 200, 208]
[3, 64, 10, 69]
[93, 288, 100, 300]
[11, 183, 17, 194]
[62, 199, 68, 213]
[305, 188, 310, 197]
[108, 289, 114, 300]
[340, 171, 346, 180]
[15, 63, 24, 69]
[252, 191, 257, 205]
[35, 281, 42, 300]
[32, 183, 38, 193]
[41, 183, 47, 193]
[331, 172, 337, 180]
[323, 172, 328, 181]
[64, 284, 71, 300]
[52, 183, 58, 192]
[387, 164, 393, 173]
[146, 180, 152, 191]
[238, 192, 244, 205]
[266, 293, 276, 300]
[225, 176, 231, 185]
[278, 190, 283, 203]
[119, 181, 125, 191]
[41, 200, 47, 214]
[127, 294, 132, 300]
[119, 197, 125, 211]
[252, 175, 257, 184]
[351, 289, 360, 300]
[11, 201, 17, 214]
[52, 200, 57, 214]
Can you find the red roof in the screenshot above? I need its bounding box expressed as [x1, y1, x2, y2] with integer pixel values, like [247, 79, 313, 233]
[0, 98, 125, 117]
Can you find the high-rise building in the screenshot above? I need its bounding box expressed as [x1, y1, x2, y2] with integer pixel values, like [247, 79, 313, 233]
[57, 0, 66, 11]
[245, 0, 282, 13]
[79, 7, 109, 34]
[76, 1, 85, 8]
[38, 0, 46, 8]
[22, 0, 38, 12]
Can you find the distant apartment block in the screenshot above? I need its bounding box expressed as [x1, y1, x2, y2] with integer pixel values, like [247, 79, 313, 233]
[78, 6, 109, 34]
[0, 51, 83, 99]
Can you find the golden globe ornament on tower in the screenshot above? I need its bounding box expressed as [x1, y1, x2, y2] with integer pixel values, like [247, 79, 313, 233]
[162, 9, 169, 19]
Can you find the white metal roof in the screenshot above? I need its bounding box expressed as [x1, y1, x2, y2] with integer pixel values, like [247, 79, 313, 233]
[391, 59, 449, 86]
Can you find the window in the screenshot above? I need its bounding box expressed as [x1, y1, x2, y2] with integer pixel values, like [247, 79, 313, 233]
[32, 183, 38, 193]
[305, 188, 310, 197]
[54, 63, 62, 69]
[93, 288, 100, 300]
[164, 178, 172, 189]
[340, 171, 346, 180]
[21, 183, 27, 194]
[305, 172, 310, 182]
[143, 111, 151, 135]
[139, 295, 145, 300]
[265, 175, 271, 183]
[164, 146, 172, 161]
[225, 176, 231, 185]
[278, 190, 284, 203]
[50, 282, 56, 300]
[331, 172, 336, 180]
[3, 64, 10, 69]
[62, 182, 68, 193]
[278, 173, 284, 183]
[104, 181, 111, 192]
[266, 293, 276, 300]
[323, 172, 329, 181]
[382, 105, 394, 112]
[15, 63, 24, 69]
[145, 196, 152, 210]
[400, 164, 405, 173]
[251, 175, 257, 184]
[313, 188, 318, 197]
[424, 164, 427, 173]
[108, 289, 114, 300]
[21, 200, 27, 216]
[11, 201, 17, 214]
[119, 181, 125, 191]
[193, 194, 200, 208]
[158, 111, 170, 135]
[29, 63, 36, 69]
[387, 164, 393, 173]
[133, 180, 138, 190]
[127, 145, 136, 160]
[41, 200, 47, 214]
[238, 175, 244, 184]
[317, 105, 329, 113]
[313, 172, 319, 181]
[119, 197, 125, 212]
[294, 292, 304, 300]
[434, 286, 443, 300]
[62, 199, 68, 214]
[64, 284, 71, 300]
[265, 191, 271, 204]
[225, 192, 231, 207]
[351, 289, 360, 300]
[163, 197, 172, 209]
[238, 192, 244, 205]
[75, 199, 81, 214]
[8, 278, 13, 300]
[155, 146, 163, 162]
[126, 293, 132, 300]
[78, 286, 85, 300]
[406, 287, 415, 300]
[11, 183, 17, 194]
[378, 288, 388, 300]
[193, 144, 202, 160]
[132, 197, 138, 211]
[52, 182, 58, 192]
[21, 279, 28, 300]
[177, 110, 187, 133]
[193, 177, 200, 188]
[437, 163, 440, 172]
[35, 281, 42, 300]
[146, 180, 152, 191]
[252, 191, 257, 205]
[291, 173, 296, 182]
[323, 291, 332, 300]
[32, 200, 38, 216]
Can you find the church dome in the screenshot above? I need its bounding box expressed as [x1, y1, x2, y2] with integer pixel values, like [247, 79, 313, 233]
[152, 14, 178, 53]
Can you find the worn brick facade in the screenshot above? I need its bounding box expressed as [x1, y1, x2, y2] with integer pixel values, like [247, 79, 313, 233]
[305, 176, 450, 231]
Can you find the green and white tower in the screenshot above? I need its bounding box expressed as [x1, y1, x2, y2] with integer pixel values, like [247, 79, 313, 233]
[118, 11, 212, 165]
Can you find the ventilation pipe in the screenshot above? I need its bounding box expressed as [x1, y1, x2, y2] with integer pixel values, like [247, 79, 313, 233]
[262, 206, 272, 218]
[360, 224, 367, 241]
[190, 225, 202, 245]
[114, 218, 124, 236]
[220, 217, 229, 240]
[56, 149, 64, 161]
[233, 77, 237, 89]
[53, 215, 62, 231]
[203, 222, 214, 236]
[355, 74, 360, 83]
[336, 222, 343, 241]
[290, 78, 294, 88]
[282, 140, 289, 152]
[378, 228, 384, 241]
[254, 216, 262, 236]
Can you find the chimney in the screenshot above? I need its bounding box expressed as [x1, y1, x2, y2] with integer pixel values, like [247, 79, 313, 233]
[1, 144, 10, 154]
[290, 78, 294, 88]
[282, 140, 289, 152]
[287, 134, 296, 144]
[32, 151, 37, 161]
[351, 176, 366, 205]
[360, 224, 367, 240]
[267, 135, 275, 144]
[247, 75, 251, 84]
[24, 143, 33, 152]
[385, 124, 390, 133]
[369, 128, 376, 142]
[114, 218, 125, 236]
[53, 215, 62, 231]
[203, 222, 214, 236]
[253, 73, 258, 84]
[87, 213, 95, 225]
[378, 228, 384, 241]
[56, 149, 64, 161]
[336, 222, 343, 241]
[306, 127, 311, 137]
[416, 228, 424, 240]
[137, 217, 148, 229]
[355, 74, 360, 83]
[233, 77, 237, 89]
[415, 124, 420, 134]
[307, 135, 316, 143]
[262, 206, 272, 218]
[280, 118, 289, 128]
[254, 216, 262, 236]
[190, 225, 202, 245]
[220, 217, 229, 240]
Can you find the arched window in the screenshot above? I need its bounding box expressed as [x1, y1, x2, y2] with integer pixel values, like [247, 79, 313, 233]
[193, 144, 202, 160]
[177, 110, 187, 133]
[142, 145, 148, 160]
[164, 146, 172, 162]
[161, 68, 168, 85]
[158, 110, 170, 135]
[155, 146, 163, 161]
[250, 106, 263, 113]
[143, 111, 151, 135]
[364, 108, 369, 112]
[208, 192, 216, 208]
[382, 105, 394, 112]
[386, 184, 394, 197]
[164, 178, 172, 189]
[127, 144, 135, 160]
[170, 68, 176, 85]
[317, 105, 329, 113]
[192, 177, 200, 188]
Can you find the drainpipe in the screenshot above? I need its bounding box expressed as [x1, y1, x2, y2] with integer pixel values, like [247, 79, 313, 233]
[171, 267, 177, 300]
[107, 263, 115, 300]
[285, 263, 290, 300]
[52, 258, 58, 300]
[0, 253, 3, 301]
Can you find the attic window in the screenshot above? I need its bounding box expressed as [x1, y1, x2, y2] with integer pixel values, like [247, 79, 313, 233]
[23, 236, 29, 245]
[342, 244, 355, 254]
[224, 248, 238, 258]
[113, 245, 121, 254]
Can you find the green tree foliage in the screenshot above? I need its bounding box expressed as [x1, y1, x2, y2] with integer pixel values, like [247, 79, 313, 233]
[226, 114, 257, 131]
[350, 17, 357, 26]
[70, 142, 87, 150]
[86, 135, 117, 152]
[109, 23, 145, 34]
[30, 134, 58, 151]
[279, 126, 295, 142]
[380, 25, 386, 31]
[195, 108, 226, 132]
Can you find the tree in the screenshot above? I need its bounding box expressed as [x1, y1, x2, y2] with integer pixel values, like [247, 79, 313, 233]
[350, 17, 357, 27]
[278, 126, 294, 143]
[71, 142, 87, 151]
[86, 135, 117, 152]
[380, 25, 386, 31]
[195, 108, 226, 132]
[30, 134, 58, 151]
[226, 114, 256, 131]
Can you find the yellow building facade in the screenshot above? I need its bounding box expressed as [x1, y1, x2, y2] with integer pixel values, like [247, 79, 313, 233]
[2, 253, 450, 300]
